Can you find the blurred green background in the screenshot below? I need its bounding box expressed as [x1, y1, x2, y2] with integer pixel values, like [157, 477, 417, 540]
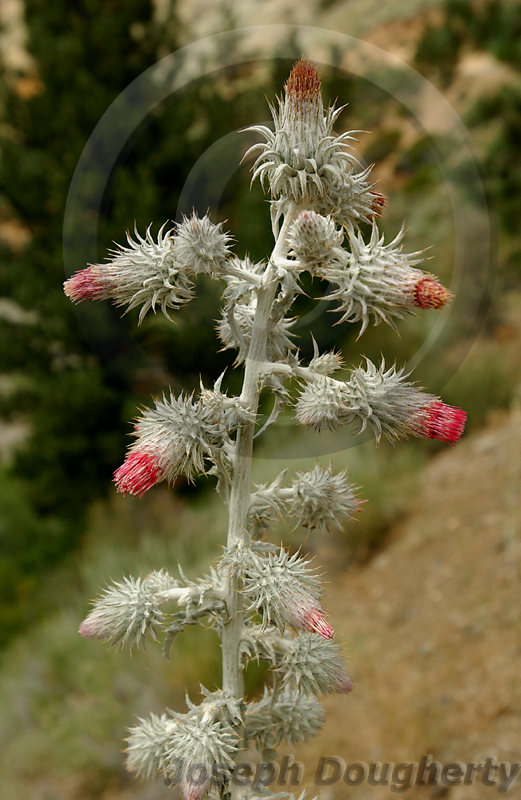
[0, 0, 520, 797]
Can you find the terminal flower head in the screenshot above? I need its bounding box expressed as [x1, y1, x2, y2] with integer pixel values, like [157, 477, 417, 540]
[244, 59, 376, 230]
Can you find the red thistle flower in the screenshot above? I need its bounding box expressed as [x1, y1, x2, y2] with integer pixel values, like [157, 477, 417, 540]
[63, 267, 113, 302]
[114, 451, 161, 497]
[420, 401, 467, 444]
[303, 608, 334, 640]
[285, 57, 322, 103]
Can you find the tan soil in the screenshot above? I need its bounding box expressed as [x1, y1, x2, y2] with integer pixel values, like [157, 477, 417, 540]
[290, 406, 521, 799]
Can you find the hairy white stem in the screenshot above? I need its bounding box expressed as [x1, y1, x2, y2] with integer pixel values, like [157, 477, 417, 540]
[221, 204, 296, 703]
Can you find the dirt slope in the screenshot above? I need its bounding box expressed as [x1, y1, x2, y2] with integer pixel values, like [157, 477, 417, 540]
[291, 406, 521, 798]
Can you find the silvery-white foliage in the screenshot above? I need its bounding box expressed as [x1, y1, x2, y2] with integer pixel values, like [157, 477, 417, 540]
[248, 471, 289, 535]
[200, 374, 256, 430]
[186, 686, 244, 727]
[79, 570, 178, 649]
[239, 623, 282, 667]
[245, 687, 324, 750]
[219, 257, 297, 366]
[162, 568, 228, 658]
[217, 296, 297, 365]
[307, 342, 344, 376]
[287, 210, 345, 272]
[277, 633, 353, 697]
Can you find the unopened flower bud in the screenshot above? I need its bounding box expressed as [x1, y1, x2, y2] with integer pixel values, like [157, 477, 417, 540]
[296, 359, 466, 445]
[174, 213, 233, 276]
[278, 633, 353, 697]
[243, 549, 333, 639]
[126, 711, 178, 780]
[308, 348, 344, 376]
[292, 464, 361, 534]
[288, 211, 345, 271]
[246, 688, 325, 752]
[162, 717, 238, 800]
[79, 571, 176, 649]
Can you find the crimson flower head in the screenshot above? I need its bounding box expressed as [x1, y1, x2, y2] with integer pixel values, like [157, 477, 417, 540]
[114, 452, 162, 498]
[63, 215, 232, 323]
[413, 277, 452, 309]
[418, 400, 467, 444]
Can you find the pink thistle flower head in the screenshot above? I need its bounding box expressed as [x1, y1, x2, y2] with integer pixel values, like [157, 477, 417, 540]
[114, 451, 161, 497]
[113, 391, 232, 497]
[63, 266, 114, 303]
[297, 360, 467, 447]
[301, 607, 334, 640]
[420, 400, 467, 444]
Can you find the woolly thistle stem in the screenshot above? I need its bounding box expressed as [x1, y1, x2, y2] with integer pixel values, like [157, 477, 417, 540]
[221, 205, 296, 699]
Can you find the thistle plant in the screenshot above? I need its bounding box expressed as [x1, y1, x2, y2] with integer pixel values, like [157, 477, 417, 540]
[65, 60, 466, 800]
